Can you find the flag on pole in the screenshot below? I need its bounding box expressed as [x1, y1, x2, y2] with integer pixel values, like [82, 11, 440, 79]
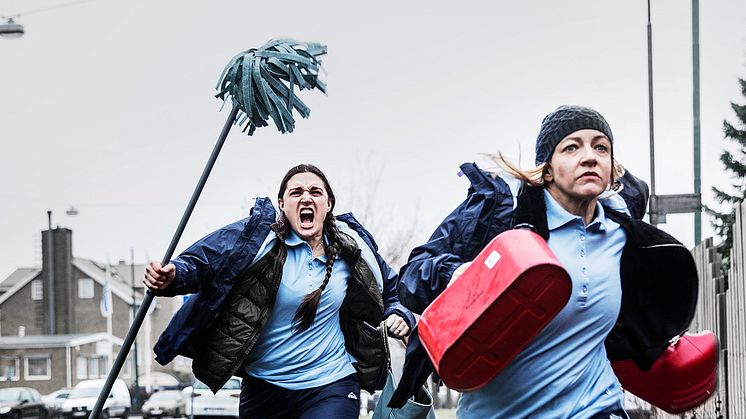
[100, 261, 112, 317]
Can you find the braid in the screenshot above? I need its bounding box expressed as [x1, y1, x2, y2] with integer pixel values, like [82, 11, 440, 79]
[318, 214, 340, 291]
[292, 213, 339, 332]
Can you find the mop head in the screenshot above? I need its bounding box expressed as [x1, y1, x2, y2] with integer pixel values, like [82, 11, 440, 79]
[216, 39, 327, 135]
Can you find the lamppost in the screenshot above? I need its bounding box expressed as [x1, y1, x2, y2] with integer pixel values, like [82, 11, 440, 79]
[0, 17, 24, 38]
[2, 0, 101, 38]
[645, 0, 703, 229]
[190, 374, 196, 419]
[130, 248, 142, 413]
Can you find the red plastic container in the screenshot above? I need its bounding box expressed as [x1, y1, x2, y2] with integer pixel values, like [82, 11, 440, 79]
[611, 331, 719, 414]
[419, 229, 572, 391]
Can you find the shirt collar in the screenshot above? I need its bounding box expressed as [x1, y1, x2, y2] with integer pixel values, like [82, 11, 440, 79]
[281, 230, 335, 258]
[543, 189, 608, 232]
[282, 230, 306, 247]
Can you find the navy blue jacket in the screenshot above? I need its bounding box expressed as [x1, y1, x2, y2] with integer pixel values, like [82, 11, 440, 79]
[390, 163, 698, 407]
[153, 197, 415, 366]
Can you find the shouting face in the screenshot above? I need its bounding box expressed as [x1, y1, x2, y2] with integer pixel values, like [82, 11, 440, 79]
[279, 172, 333, 243]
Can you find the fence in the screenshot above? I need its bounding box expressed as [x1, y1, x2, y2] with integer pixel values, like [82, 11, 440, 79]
[671, 200, 746, 419]
[721, 200, 746, 419]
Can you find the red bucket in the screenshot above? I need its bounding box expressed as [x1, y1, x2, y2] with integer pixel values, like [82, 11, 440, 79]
[419, 229, 571, 391]
[611, 331, 719, 414]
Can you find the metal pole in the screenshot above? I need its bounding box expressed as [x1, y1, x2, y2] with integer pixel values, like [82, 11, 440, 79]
[130, 247, 141, 413]
[47, 210, 56, 334]
[89, 106, 239, 419]
[190, 375, 196, 419]
[692, 0, 702, 244]
[647, 0, 658, 226]
[719, 293, 729, 418]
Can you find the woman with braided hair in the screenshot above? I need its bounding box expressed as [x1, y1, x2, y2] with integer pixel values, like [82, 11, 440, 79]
[146, 164, 414, 418]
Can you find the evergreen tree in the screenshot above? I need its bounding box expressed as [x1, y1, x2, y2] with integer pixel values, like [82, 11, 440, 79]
[706, 76, 746, 266]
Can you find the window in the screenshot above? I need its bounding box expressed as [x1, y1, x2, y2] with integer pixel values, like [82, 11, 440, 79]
[121, 358, 131, 379]
[87, 357, 98, 378]
[83, 356, 108, 379]
[77, 355, 108, 379]
[76, 356, 87, 379]
[0, 357, 19, 381]
[20, 390, 37, 402]
[78, 278, 94, 299]
[31, 280, 43, 300]
[98, 357, 108, 378]
[24, 356, 50, 380]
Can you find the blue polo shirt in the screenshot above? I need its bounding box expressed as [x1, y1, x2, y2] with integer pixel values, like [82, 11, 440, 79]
[243, 230, 356, 389]
[457, 190, 627, 418]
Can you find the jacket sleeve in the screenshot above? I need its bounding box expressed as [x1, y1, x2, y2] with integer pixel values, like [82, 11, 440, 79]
[377, 252, 416, 330]
[397, 198, 471, 314]
[335, 213, 416, 330]
[155, 199, 276, 297]
[398, 163, 517, 314]
[153, 217, 253, 297]
[618, 168, 650, 221]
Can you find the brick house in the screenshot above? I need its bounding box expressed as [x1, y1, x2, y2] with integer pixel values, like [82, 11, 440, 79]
[0, 227, 191, 395]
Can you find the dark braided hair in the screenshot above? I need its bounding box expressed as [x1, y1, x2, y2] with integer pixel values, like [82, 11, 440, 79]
[271, 164, 341, 332]
[292, 215, 340, 331]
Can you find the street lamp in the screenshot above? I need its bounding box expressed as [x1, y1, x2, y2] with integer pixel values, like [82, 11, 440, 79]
[645, 0, 702, 227]
[0, 17, 24, 38]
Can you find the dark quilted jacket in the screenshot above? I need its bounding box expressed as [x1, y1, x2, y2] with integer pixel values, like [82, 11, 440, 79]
[153, 197, 414, 393]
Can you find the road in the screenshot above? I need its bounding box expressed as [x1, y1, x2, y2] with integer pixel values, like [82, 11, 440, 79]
[126, 409, 458, 419]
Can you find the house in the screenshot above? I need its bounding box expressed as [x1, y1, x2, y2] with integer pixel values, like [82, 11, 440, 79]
[0, 227, 191, 395]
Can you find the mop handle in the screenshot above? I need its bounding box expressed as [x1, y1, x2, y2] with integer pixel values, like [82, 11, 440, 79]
[89, 106, 239, 419]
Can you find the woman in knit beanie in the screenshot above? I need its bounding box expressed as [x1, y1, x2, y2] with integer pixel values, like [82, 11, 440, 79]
[498, 105, 625, 198]
[394, 105, 700, 418]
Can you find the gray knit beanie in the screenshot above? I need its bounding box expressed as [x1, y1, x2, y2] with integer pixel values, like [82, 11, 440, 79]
[534, 105, 613, 165]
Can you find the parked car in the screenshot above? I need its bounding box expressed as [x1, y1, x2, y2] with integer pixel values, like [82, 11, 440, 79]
[59, 378, 131, 418]
[0, 387, 48, 418]
[42, 388, 72, 418]
[141, 390, 186, 419]
[183, 377, 240, 418]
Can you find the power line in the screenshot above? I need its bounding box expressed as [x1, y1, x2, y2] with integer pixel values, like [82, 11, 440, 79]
[3, 0, 99, 18]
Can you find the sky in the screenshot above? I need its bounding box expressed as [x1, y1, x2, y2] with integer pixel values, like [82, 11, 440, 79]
[2, 0, 746, 279]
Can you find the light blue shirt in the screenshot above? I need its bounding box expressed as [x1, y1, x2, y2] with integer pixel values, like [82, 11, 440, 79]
[243, 230, 356, 389]
[457, 189, 627, 418]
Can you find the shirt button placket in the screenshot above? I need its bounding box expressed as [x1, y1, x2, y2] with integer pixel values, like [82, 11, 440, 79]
[579, 230, 589, 303]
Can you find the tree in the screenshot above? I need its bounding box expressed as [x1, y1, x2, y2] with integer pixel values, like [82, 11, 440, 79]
[341, 162, 423, 271]
[706, 76, 746, 267]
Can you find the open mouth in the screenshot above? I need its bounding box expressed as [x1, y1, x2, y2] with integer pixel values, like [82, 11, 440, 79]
[299, 208, 315, 228]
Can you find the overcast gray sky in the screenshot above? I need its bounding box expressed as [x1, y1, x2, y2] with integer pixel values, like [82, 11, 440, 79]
[2, 0, 746, 279]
